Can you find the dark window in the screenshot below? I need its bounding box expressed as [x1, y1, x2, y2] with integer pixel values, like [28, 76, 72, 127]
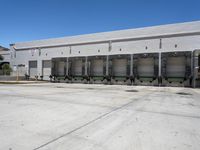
[198, 54, 200, 67]
[159, 39, 162, 49]
[29, 61, 37, 68]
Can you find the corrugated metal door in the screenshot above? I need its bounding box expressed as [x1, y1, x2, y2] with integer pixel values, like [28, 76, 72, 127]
[112, 59, 127, 76]
[137, 58, 154, 77]
[57, 61, 65, 76]
[42, 60, 51, 80]
[166, 56, 186, 77]
[72, 60, 82, 76]
[29, 61, 37, 77]
[91, 59, 104, 76]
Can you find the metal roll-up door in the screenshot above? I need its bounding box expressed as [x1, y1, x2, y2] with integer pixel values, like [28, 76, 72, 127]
[166, 56, 186, 78]
[137, 58, 154, 77]
[72, 60, 82, 76]
[42, 60, 51, 80]
[29, 61, 37, 77]
[112, 58, 127, 76]
[91, 59, 104, 76]
[57, 61, 65, 76]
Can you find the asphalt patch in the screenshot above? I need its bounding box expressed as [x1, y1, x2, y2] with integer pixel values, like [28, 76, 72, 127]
[56, 86, 65, 88]
[125, 90, 138, 92]
[176, 92, 192, 96]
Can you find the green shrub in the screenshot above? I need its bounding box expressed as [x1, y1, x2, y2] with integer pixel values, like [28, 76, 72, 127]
[2, 64, 12, 75]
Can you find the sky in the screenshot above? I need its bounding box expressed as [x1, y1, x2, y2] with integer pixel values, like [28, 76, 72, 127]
[0, 0, 200, 48]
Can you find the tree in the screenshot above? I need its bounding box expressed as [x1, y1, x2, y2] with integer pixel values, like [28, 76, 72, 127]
[2, 64, 12, 75]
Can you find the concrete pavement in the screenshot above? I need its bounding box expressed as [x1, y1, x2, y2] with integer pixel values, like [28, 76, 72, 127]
[0, 83, 200, 150]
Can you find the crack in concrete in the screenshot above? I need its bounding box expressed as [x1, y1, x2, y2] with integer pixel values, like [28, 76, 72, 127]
[32, 92, 152, 150]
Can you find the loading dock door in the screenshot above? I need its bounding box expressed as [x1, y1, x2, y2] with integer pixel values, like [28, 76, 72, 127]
[137, 58, 154, 77]
[57, 61, 65, 76]
[42, 60, 51, 80]
[112, 59, 127, 76]
[166, 56, 186, 78]
[29, 61, 37, 78]
[91, 59, 104, 76]
[72, 60, 82, 76]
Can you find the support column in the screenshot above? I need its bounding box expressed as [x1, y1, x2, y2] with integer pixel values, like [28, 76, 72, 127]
[66, 58, 69, 76]
[130, 54, 133, 76]
[37, 59, 42, 77]
[106, 55, 109, 76]
[85, 57, 88, 76]
[158, 52, 162, 85]
[190, 51, 195, 88]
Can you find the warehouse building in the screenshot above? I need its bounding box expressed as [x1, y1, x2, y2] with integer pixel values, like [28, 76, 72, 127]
[10, 21, 200, 87]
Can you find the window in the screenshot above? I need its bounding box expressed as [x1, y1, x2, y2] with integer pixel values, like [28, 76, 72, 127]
[159, 39, 162, 49]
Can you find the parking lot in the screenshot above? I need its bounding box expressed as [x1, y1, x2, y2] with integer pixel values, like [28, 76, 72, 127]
[0, 83, 200, 150]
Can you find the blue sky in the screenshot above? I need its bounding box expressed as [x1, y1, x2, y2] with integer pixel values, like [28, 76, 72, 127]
[0, 0, 200, 48]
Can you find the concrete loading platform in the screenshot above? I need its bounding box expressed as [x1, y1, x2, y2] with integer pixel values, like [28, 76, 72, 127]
[50, 50, 200, 88]
[0, 83, 200, 150]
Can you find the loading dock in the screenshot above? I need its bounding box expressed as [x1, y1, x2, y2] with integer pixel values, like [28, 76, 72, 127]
[29, 61, 37, 78]
[51, 58, 67, 82]
[161, 51, 192, 87]
[133, 53, 159, 86]
[87, 55, 107, 84]
[109, 54, 131, 85]
[68, 57, 87, 83]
